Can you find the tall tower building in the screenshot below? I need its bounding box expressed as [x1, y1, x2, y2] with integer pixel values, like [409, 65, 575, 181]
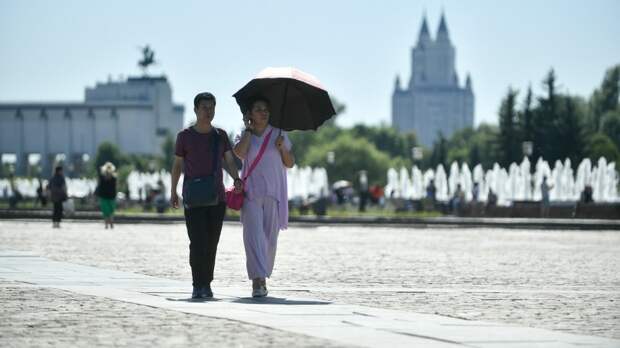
[392, 12, 474, 147]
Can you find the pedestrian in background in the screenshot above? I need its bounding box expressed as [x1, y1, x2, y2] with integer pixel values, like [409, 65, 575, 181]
[48, 165, 67, 228]
[540, 176, 553, 217]
[36, 178, 48, 207]
[96, 162, 117, 229]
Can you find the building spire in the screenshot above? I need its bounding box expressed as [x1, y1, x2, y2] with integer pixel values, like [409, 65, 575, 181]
[436, 11, 450, 43]
[417, 13, 431, 46]
[465, 73, 473, 91]
[394, 75, 402, 91]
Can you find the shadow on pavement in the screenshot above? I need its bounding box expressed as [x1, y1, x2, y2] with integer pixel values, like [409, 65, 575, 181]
[166, 297, 223, 303]
[232, 296, 331, 305]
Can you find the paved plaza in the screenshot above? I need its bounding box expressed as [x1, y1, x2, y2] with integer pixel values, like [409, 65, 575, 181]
[0, 220, 619, 347]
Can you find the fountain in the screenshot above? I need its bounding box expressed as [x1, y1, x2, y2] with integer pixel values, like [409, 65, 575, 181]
[0, 166, 330, 202]
[386, 157, 619, 204]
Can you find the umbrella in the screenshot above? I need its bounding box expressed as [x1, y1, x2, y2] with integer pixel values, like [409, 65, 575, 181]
[233, 67, 336, 131]
[332, 180, 352, 190]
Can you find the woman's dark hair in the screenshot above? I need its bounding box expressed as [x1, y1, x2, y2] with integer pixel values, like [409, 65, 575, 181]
[243, 95, 270, 114]
[193, 92, 216, 108]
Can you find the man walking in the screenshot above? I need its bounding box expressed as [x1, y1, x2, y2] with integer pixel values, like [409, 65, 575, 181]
[170, 92, 242, 299]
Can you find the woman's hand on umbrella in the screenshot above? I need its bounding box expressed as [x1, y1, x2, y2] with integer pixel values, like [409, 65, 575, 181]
[276, 136, 286, 151]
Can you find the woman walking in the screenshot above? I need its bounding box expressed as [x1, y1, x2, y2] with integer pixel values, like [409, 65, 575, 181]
[233, 96, 295, 297]
[96, 162, 117, 229]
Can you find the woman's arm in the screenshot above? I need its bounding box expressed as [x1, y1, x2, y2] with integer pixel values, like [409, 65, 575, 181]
[233, 117, 254, 159]
[276, 135, 295, 168]
[232, 130, 252, 160]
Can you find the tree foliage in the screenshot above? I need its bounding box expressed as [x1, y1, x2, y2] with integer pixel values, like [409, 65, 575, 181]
[589, 65, 620, 131]
[498, 87, 520, 167]
[304, 134, 393, 186]
[93, 142, 127, 173]
[585, 133, 620, 165]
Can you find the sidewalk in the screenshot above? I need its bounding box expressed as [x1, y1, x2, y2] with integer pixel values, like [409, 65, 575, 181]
[1, 208, 619, 230]
[1, 250, 618, 348]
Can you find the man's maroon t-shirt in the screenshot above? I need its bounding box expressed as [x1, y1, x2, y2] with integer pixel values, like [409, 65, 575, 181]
[175, 126, 232, 202]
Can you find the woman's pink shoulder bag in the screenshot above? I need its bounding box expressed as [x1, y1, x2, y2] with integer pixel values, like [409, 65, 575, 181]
[225, 129, 273, 210]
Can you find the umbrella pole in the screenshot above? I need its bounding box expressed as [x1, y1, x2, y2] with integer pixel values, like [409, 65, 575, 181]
[278, 81, 289, 136]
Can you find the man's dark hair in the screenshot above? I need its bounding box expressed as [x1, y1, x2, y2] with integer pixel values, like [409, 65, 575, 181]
[243, 95, 270, 114]
[193, 92, 216, 109]
[54, 166, 63, 174]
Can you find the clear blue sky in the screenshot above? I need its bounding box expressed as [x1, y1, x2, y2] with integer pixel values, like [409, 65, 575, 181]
[1, 0, 619, 135]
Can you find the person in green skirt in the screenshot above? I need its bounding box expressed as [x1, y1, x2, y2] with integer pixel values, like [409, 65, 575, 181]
[95, 162, 117, 229]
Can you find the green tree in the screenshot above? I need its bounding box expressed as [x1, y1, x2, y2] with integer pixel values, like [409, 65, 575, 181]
[160, 134, 175, 171]
[434, 124, 499, 170]
[555, 96, 585, 165]
[473, 124, 501, 168]
[589, 65, 620, 131]
[519, 85, 535, 144]
[584, 133, 620, 168]
[429, 132, 448, 168]
[288, 124, 342, 165]
[445, 128, 475, 165]
[532, 69, 561, 162]
[305, 134, 393, 186]
[600, 110, 620, 150]
[93, 142, 126, 174]
[350, 124, 418, 162]
[126, 154, 158, 173]
[498, 87, 520, 166]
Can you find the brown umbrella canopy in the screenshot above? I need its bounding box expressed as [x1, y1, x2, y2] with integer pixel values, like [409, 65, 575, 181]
[233, 67, 336, 131]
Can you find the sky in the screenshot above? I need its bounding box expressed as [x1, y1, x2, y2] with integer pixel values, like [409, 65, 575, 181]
[1, 0, 619, 135]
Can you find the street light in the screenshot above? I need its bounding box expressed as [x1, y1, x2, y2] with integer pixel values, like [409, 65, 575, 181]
[326, 151, 335, 165]
[412, 147, 424, 161]
[522, 141, 533, 157]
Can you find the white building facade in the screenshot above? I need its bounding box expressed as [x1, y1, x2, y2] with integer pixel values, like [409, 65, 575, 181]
[392, 13, 474, 147]
[0, 76, 184, 176]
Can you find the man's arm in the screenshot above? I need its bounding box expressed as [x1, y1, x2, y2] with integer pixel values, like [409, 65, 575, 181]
[223, 150, 240, 180]
[170, 156, 183, 209]
[223, 151, 243, 193]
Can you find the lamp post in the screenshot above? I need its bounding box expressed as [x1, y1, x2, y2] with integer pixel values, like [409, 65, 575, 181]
[412, 146, 423, 168]
[522, 141, 534, 200]
[326, 151, 335, 189]
[522, 141, 533, 158]
[326, 151, 335, 165]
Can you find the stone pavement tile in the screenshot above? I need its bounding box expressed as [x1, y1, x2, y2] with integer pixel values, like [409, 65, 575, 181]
[2, 254, 619, 348]
[0, 280, 349, 348]
[1, 221, 620, 341]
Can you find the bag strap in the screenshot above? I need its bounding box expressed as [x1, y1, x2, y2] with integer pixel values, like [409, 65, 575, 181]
[211, 128, 219, 175]
[242, 129, 273, 181]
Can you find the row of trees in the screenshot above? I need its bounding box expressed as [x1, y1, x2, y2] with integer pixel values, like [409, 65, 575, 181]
[495, 65, 619, 168]
[90, 64, 619, 190]
[92, 135, 174, 192]
[290, 64, 620, 187]
[289, 124, 417, 187]
[427, 65, 620, 170]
